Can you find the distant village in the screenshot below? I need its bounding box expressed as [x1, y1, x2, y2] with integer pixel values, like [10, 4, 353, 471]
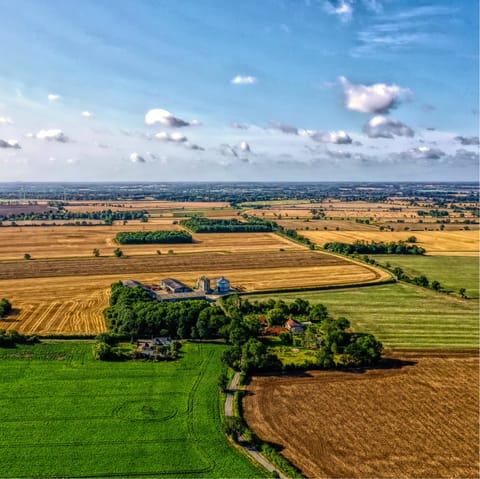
[122, 275, 232, 302]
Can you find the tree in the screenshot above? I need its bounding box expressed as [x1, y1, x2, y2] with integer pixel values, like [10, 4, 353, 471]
[93, 248, 100, 257]
[113, 248, 123, 258]
[218, 372, 228, 392]
[431, 280, 441, 291]
[24, 253, 31, 260]
[459, 288, 467, 299]
[222, 416, 245, 441]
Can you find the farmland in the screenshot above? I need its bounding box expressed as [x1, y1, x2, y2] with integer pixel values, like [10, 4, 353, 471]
[372, 255, 479, 299]
[244, 352, 479, 479]
[0, 225, 303, 260]
[249, 283, 479, 349]
[0, 251, 387, 335]
[0, 341, 263, 478]
[301, 230, 480, 255]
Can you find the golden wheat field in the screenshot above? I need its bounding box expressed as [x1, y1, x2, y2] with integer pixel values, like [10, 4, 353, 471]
[302, 230, 480, 255]
[62, 200, 230, 212]
[0, 251, 388, 334]
[0, 223, 304, 260]
[244, 352, 479, 479]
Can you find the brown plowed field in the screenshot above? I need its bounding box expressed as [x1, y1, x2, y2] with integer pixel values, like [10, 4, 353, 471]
[0, 226, 301, 260]
[0, 252, 387, 335]
[244, 352, 479, 479]
[0, 250, 378, 280]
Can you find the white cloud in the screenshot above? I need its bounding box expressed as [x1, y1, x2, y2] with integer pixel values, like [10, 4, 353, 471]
[231, 75, 258, 85]
[145, 108, 194, 127]
[130, 152, 146, 163]
[81, 111, 93, 118]
[311, 130, 352, 144]
[408, 146, 445, 160]
[154, 131, 187, 143]
[0, 138, 21, 149]
[47, 94, 60, 101]
[340, 76, 412, 114]
[239, 141, 251, 152]
[324, 1, 353, 22]
[364, 115, 414, 138]
[36, 129, 69, 142]
[0, 116, 13, 124]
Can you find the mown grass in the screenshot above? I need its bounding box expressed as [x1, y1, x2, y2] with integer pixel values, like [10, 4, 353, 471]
[250, 283, 479, 349]
[0, 342, 263, 478]
[372, 254, 479, 299]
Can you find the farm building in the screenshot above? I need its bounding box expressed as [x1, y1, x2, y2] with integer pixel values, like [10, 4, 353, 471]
[156, 291, 206, 302]
[196, 276, 212, 293]
[216, 276, 230, 293]
[285, 318, 305, 334]
[160, 278, 192, 293]
[122, 280, 157, 298]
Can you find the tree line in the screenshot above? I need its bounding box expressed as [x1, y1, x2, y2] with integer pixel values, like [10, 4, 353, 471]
[180, 216, 277, 233]
[0, 209, 148, 223]
[324, 240, 425, 255]
[115, 230, 192, 244]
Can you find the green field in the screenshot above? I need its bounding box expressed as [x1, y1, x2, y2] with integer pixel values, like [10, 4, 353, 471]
[250, 283, 479, 349]
[372, 255, 479, 299]
[0, 341, 262, 478]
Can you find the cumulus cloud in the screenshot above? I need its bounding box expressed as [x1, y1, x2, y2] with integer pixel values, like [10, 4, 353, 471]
[145, 108, 195, 128]
[130, 152, 146, 163]
[324, 1, 353, 22]
[453, 148, 480, 164]
[363, 115, 414, 138]
[0, 116, 13, 124]
[340, 76, 412, 114]
[231, 75, 258, 84]
[454, 135, 479, 146]
[407, 146, 445, 160]
[155, 131, 187, 143]
[81, 111, 93, 118]
[311, 130, 352, 144]
[47, 94, 60, 101]
[271, 122, 299, 135]
[36, 129, 70, 142]
[0, 138, 21, 149]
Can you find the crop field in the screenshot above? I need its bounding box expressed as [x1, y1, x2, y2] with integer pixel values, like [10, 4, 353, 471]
[302, 230, 480, 255]
[244, 352, 479, 478]
[372, 255, 479, 299]
[250, 283, 479, 349]
[0, 226, 302, 260]
[64, 200, 230, 212]
[0, 341, 263, 478]
[0, 252, 387, 335]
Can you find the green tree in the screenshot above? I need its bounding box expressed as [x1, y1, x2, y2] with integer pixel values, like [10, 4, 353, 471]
[218, 372, 228, 392]
[222, 416, 245, 441]
[113, 248, 123, 258]
[459, 288, 467, 299]
[24, 253, 31, 260]
[93, 248, 100, 257]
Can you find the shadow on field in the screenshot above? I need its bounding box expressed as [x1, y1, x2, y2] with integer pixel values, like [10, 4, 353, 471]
[4, 309, 22, 321]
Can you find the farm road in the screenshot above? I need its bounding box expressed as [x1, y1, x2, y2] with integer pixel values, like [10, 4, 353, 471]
[225, 372, 289, 479]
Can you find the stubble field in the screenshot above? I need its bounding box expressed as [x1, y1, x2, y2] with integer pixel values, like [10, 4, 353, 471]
[244, 352, 479, 479]
[0, 223, 302, 260]
[302, 230, 480, 255]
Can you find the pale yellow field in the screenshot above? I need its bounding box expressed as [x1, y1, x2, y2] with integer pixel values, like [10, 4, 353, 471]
[0, 255, 387, 335]
[0, 223, 303, 260]
[302, 230, 480, 255]
[64, 200, 230, 212]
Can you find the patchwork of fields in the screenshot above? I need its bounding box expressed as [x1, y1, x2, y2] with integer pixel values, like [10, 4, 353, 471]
[0, 342, 263, 478]
[244, 352, 479, 479]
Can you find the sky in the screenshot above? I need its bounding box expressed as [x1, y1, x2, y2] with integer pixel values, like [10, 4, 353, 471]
[0, 0, 478, 182]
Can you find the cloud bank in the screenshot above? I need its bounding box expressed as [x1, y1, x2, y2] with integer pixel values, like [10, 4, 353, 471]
[364, 116, 414, 138]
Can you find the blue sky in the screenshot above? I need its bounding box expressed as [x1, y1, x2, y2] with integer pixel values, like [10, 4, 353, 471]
[0, 0, 478, 181]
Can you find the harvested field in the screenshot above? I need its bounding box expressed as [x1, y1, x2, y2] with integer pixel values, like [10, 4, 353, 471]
[302, 230, 480, 255]
[244, 352, 479, 479]
[0, 252, 388, 335]
[0, 202, 55, 216]
[0, 226, 301, 260]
